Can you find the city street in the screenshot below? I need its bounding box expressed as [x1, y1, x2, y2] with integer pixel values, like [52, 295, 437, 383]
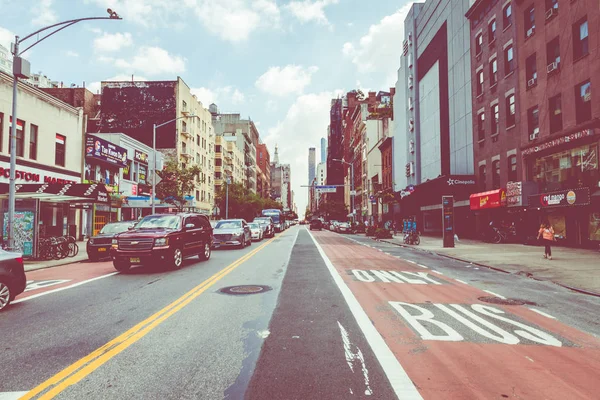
[1, 226, 599, 399]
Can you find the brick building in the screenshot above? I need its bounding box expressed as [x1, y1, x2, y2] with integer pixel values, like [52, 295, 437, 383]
[256, 143, 271, 198]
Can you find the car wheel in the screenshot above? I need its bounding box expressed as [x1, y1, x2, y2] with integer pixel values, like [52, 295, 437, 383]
[169, 247, 183, 270]
[113, 260, 131, 272]
[0, 281, 12, 311]
[247, 235, 252, 246]
[199, 242, 211, 261]
[239, 237, 246, 249]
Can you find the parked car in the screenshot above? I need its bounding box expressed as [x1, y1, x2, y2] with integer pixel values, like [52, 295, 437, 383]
[310, 219, 323, 231]
[253, 217, 275, 238]
[213, 219, 252, 249]
[330, 221, 340, 231]
[110, 213, 213, 272]
[87, 221, 135, 261]
[0, 249, 26, 311]
[337, 222, 351, 233]
[248, 222, 264, 241]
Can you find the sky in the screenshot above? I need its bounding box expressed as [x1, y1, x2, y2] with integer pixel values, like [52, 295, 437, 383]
[0, 0, 414, 218]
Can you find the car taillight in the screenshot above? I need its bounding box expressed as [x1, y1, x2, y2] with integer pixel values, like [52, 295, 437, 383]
[15, 257, 23, 264]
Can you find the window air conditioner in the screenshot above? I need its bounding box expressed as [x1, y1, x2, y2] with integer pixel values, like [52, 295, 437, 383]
[529, 127, 540, 141]
[547, 61, 558, 73]
[527, 78, 537, 87]
[545, 8, 556, 20]
[527, 26, 535, 37]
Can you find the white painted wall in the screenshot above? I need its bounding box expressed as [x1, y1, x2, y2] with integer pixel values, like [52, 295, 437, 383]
[419, 61, 441, 181]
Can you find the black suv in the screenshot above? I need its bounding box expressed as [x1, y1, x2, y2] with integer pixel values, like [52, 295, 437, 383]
[87, 221, 135, 261]
[110, 213, 213, 272]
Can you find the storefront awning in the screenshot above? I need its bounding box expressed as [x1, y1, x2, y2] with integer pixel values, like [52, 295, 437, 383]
[0, 183, 109, 203]
[470, 189, 507, 210]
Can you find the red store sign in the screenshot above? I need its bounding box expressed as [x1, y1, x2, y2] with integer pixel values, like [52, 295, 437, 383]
[522, 129, 596, 156]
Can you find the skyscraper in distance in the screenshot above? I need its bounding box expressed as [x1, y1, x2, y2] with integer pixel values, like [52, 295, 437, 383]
[308, 147, 316, 186]
[320, 137, 327, 163]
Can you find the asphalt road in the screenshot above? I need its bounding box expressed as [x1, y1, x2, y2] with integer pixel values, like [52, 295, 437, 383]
[1, 226, 599, 399]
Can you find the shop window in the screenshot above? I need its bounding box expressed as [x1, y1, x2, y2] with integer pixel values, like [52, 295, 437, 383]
[549, 94, 563, 133]
[506, 94, 516, 127]
[531, 143, 599, 192]
[524, 5, 535, 38]
[526, 53, 537, 88]
[575, 80, 592, 124]
[527, 106, 540, 140]
[55, 134, 66, 167]
[491, 104, 499, 135]
[489, 58, 498, 86]
[477, 112, 486, 141]
[546, 37, 560, 73]
[475, 33, 483, 56]
[477, 70, 484, 96]
[479, 164, 487, 191]
[573, 18, 589, 60]
[504, 45, 514, 76]
[29, 124, 38, 160]
[503, 3, 512, 29]
[488, 19, 497, 43]
[138, 165, 147, 184]
[508, 155, 517, 182]
[492, 160, 501, 189]
[123, 161, 132, 180]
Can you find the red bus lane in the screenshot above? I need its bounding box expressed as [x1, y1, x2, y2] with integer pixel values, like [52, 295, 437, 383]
[312, 232, 600, 400]
[16, 261, 117, 302]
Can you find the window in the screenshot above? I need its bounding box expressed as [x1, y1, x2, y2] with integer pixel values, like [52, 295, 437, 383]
[546, 37, 560, 72]
[528, 106, 540, 139]
[492, 160, 501, 189]
[490, 58, 498, 85]
[55, 134, 66, 166]
[508, 155, 517, 182]
[575, 80, 592, 123]
[524, 5, 535, 37]
[196, 134, 200, 146]
[215, 145, 221, 153]
[491, 104, 499, 135]
[545, 0, 558, 11]
[549, 94, 563, 133]
[477, 70, 484, 96]
[477, 112, 486, 141]
[503, 3, 512, 29]
[488, 19, 497, 42]
[196, 190, 200, 201]
[479, 164, 487, 191]
[504, 45, 514, 75]
[29, 124, 38, 160]
[0, 113, 3, 152]
[506, 94, 516, 127]
[573, 18, 589, 60]
[215, 172, 222, 179]
[215, 158, 222, 166]
[8, 117, 25, 157]
[475, 33, 483, 55]
[526, 53, 537, 87]
[182, 100, 187, 112]
[182, 141, 187, 155]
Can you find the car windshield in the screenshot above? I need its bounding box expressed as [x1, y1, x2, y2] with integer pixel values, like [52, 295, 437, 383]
[100, 222, 132, 234]
[248, 223, 260, 229]
[135, 215, 181, 230]
[216, 221, 242, 229]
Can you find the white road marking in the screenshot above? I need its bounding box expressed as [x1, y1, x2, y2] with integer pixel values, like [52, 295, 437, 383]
[0, 392, 29, 400]
[464, 265, 471, 268]
[482, 290, 507, 300]
[529, 308, 557, 320]
[405, 260, 417, 264]
[338, 321, 373, 396]
[431, 270, 444, 275]
[416, 264, 429, 269]
[455, 279, 468, 285]
[525, 356, 535, 363]
[12, 272, 119, 304]
[308, 231, 423, 400]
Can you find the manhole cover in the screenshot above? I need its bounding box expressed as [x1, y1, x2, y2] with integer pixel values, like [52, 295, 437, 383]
[478, 296, 537, 306]
[219, 285, 272, 295]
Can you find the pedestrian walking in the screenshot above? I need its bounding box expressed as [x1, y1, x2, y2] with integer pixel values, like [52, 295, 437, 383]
[393, 221, 398, 236]
[537, 221, 555, 260]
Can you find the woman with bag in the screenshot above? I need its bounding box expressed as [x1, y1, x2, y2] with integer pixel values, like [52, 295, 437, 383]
[537, 221, 555, 260]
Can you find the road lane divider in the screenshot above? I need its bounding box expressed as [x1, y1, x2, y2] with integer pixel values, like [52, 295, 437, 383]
[21, 236, 277, 400]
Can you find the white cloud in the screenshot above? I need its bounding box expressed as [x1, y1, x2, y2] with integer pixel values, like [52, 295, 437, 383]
[255, 65, 319, 96]
[65, 50, 80, 57]
[93, 32, 133, 52]
[263, 89, 344, 217]
[191, 86, 246, 108]
[87, 74, 148, 94]
[342, 3, 413, 87]
[0, 26, 15, 50]
[31, 0, 58, 27]
[286, 0, 339, 26]
[86, 0, 160, 27]
[114, 46, 186, 76]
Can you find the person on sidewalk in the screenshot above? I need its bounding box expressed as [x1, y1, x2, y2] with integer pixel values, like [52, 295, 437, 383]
[537, 221, 555, 260]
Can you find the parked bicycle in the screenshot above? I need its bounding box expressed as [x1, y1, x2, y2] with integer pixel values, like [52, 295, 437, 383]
[403, 230, 421, 245]
[37, 236, 79, 260]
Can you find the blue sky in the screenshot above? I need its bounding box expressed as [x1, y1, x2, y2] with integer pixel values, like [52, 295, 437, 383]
[0, 0, 413, 216]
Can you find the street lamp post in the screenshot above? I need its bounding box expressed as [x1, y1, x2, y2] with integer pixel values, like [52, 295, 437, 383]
[6, 9, 122, 251]
[225, 176, 231, 219]
[332, 158, 354, 222]
[151, 115, 196, 214]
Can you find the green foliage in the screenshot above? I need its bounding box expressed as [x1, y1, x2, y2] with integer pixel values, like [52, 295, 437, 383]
[155, 159, 202, 211]
[215, 182, 282, 221]
[317, 200, 348, 221]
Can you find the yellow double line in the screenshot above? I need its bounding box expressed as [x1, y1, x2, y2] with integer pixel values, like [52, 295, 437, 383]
[22, 237, 276, 400]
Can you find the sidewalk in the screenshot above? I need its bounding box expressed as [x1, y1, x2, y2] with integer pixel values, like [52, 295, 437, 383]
[24, 241, 90, 272]
[377, 235, 600, 296]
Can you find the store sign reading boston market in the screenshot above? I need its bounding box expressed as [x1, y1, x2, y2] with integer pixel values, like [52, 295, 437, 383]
[0, 167, 76, 184]
[85, 135, 128, 168]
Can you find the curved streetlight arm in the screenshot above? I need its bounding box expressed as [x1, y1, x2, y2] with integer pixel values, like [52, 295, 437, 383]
[155, 115, 196, 130]
[16, 15, 122, 56]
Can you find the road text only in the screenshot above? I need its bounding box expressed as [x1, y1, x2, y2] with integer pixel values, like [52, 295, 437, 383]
[352, 270, 443, 285]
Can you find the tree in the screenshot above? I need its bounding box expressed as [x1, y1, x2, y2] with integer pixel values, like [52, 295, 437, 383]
[215, 183, 282, 221]
[155, 159, 201, 211]
[317, 200, 349, 221]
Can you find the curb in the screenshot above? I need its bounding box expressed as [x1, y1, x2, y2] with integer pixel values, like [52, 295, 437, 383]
[24, 258, 89, 273]
[373, 237, 600, 299]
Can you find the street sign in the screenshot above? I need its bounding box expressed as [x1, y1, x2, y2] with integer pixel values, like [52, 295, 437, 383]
[154, 172, 162, 185]
[315, 185, 337, 193]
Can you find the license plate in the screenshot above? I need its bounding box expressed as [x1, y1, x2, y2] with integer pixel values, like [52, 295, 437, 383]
[97, 247, 107, 252]
[130, 257, 141, 263]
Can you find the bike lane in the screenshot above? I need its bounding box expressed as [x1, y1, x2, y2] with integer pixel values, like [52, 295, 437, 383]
[310, 231, 600, 399]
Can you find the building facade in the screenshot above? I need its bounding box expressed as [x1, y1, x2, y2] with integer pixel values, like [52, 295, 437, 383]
[327, 99, 344, 203]
[320, 137, 327, 163]
[256, 143, 271, 198]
